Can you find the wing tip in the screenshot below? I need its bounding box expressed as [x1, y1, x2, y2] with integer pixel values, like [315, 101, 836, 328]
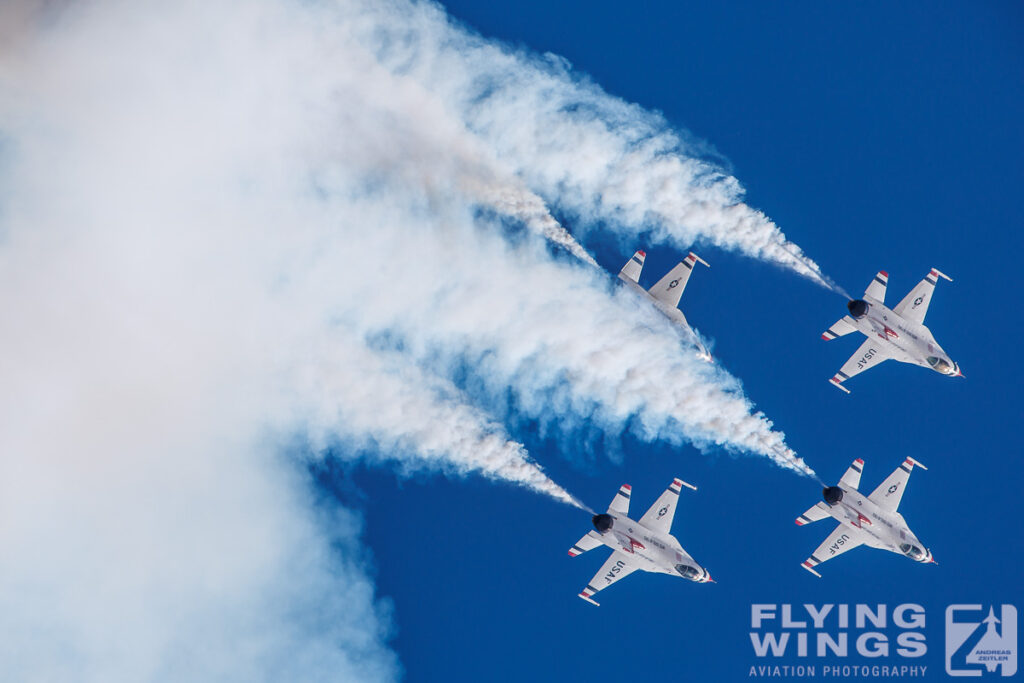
[578, 592, 600, 606]
[878, 270, 889, 279]
[801, 561, 823, 578]
[636, 249, 646, 258]
[829, 377, 851, 394]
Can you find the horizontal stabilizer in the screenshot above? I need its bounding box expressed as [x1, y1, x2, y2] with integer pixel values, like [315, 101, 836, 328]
[607, 484, 631, 516]
[821, 316, 857, 341]
[568, 531, 604, 557]
[839, 458, 864, 491]
[864, 270, 889, 303]
[795, 502, 831, 526]
[618, 250, 646, 284]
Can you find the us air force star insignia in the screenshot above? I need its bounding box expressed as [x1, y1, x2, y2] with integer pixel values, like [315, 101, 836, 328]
[657, 505, 668, 518]
[913, 296, 924, 307]
[888, 484, 899, 494]
[668, 279, 679, 288]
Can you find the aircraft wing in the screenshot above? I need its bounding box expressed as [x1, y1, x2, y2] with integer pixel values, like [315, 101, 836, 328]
[607, 484, 631, 515]
[867, 457, 927, 512]
[893, 268, 952, 325]
[618, 250, 646, 284]
[647, 252, 708, 309]
[800, 525, 867, 577]
[638, 478, 693, 534]
[578, 551, 640, 606]
[828, 339, 891, 393]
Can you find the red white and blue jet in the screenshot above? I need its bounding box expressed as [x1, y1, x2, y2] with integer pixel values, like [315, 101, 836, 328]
[569, 478, 712, 606]
[822, 268, 961, 393]
[796, 457, 935, 576]
[618, 249, 712, 362]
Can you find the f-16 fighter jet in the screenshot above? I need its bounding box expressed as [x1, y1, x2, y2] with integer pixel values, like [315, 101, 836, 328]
[822, 268, 961, 393]
[569, 478, 711, 606]
[796, 457, 935, 576]
[619, 250, 712, 362]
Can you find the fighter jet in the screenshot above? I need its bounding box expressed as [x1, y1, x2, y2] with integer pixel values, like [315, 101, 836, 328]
[796, 457, 935, 576]
[822, 268, 961, 393]
[569, 478, 711, 606]
[618, 249, 712, 361]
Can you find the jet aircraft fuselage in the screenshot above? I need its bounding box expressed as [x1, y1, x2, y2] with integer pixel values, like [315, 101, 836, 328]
[590, 511, 710, 582]
[819, 483, 932, 564]
[845, 297, 960, 377]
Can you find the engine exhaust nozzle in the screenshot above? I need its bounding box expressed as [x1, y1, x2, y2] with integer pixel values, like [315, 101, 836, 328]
[823, 486, 844, 506]
[592, 513, 614, 532]
[847, 299, 869, 318]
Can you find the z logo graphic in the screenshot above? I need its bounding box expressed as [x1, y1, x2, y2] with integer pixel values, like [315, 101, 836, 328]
[947, 605, 1018, 676]
[913, 296, 924, 308]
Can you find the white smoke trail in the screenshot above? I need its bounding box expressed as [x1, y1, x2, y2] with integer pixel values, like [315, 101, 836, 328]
[0, 1, 587, 679]
[0, 0, 819, 678]
[294, 335, 586, 508]
[328, 215, 815, 477]
[339, 0, 833, 287]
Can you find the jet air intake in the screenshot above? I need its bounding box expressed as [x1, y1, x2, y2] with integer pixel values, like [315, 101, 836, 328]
[592, 514, 614, 532]
[823, 486, 844, 506]
[847, 299, 869, 318]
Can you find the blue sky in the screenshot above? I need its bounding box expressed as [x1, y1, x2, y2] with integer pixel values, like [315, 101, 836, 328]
[333, 2, 1023, 681]
[5, 0, 1018, 680]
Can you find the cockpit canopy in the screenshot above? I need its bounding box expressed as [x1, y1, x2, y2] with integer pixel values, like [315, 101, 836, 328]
[900, 543, 925, 560]
[675, 564, 701, 580]
[926, 356, 953, 374]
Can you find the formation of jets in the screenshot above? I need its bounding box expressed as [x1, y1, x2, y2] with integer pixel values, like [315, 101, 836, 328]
[567, 256, 957, 604]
